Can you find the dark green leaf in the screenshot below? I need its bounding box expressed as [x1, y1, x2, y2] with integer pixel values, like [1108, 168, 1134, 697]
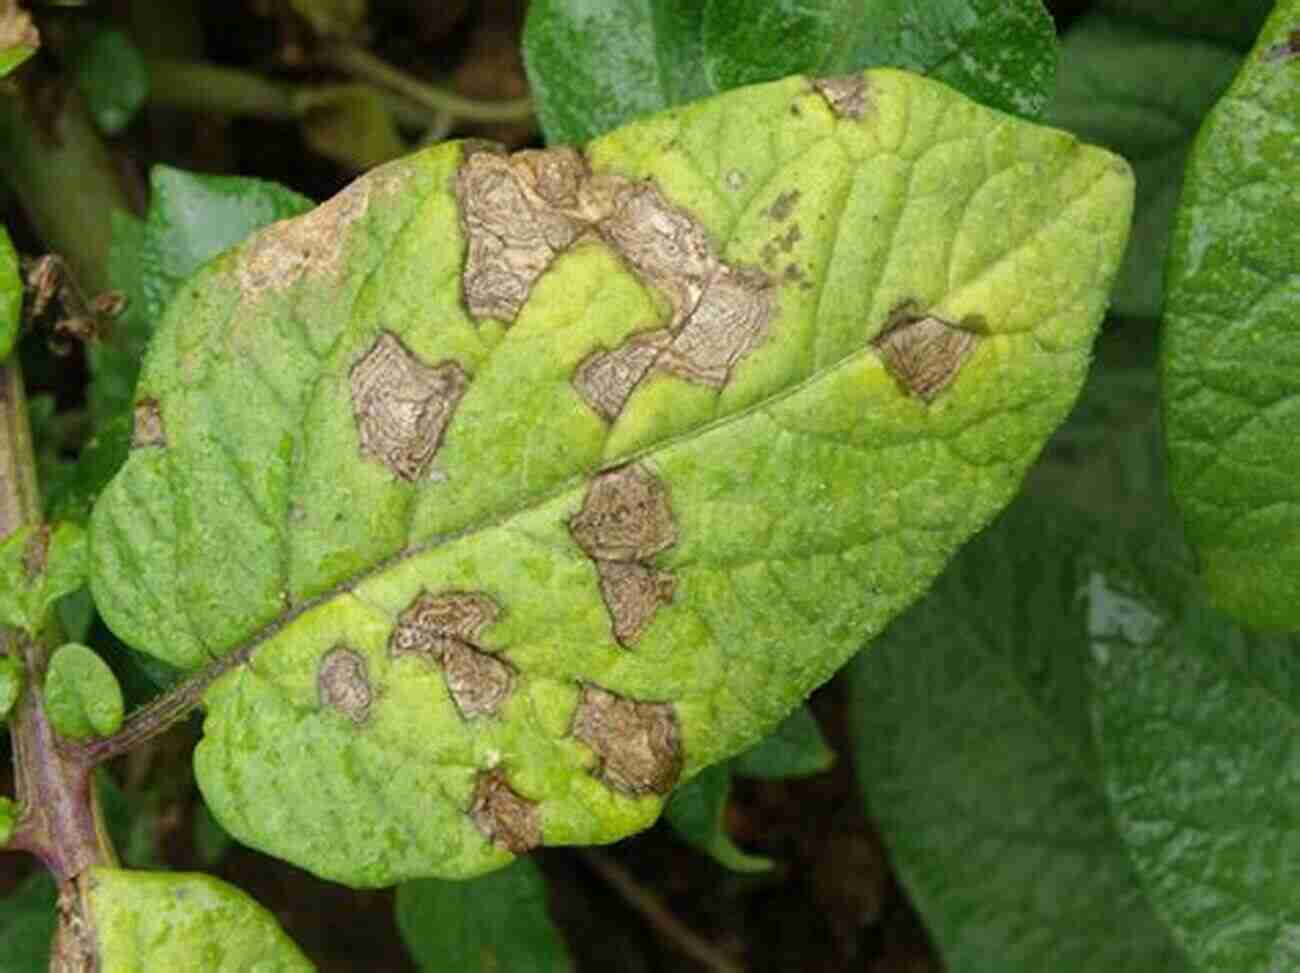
[731, 703, 833, 779]
[1161, 0, 1300, 630]
[67, 26, 149, 136]
[1097, 0, 1274, 51]
[524, 0, 1056, 144]
[850, 499, 1191, 972]
[397, 859, 573, 973]
[1051, 15, 1240, 317]
[1088, 526, 1300, 971]
[666, 763, 773, 872]
[0, 873, 57, 973]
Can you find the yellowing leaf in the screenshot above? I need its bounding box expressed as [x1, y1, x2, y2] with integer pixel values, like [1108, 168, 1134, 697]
[90, 69, 1133, 885]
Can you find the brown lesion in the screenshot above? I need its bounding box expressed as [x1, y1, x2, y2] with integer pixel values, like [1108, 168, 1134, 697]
[813, 75, 869, 119]
[318, 645, 372, 724]
[349, 331, 468, 481]
[389, 590, 513, 718]
[469, 767, 541, 854]
[568, 464, 679, 647]
[453, 148, 777, 423]
[570, 684, 682, 796]
[131, 398, 166, 448]
[455, 146, 590, 323]
[872, 311, 979, 402]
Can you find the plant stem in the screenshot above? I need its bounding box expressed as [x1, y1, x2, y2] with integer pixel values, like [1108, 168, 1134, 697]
[579, 849, 746, 973]
[321, 43, 534, 124]
[0, 80, 137, 294]
[146, 58, 442, 132]
[1, 361, 116, 967]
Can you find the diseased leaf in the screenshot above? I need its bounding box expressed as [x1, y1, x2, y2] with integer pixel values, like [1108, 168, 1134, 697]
[0, 1, 38, 79]
[1051, 15, 1240, 318]
[396, 859, 573, 972]
[731, 702, 833, 779]
[90, 69, 1133, 884]
[66, 25, 149, 136]
[87, 868, 312, 972]
[523, 0, 1055, 144]
[0, 653, 22, 721]
[665, 762, 773, 872]
[44, 642, 124, 739]
[0, 523, 88, 635]
[1, 223, 19, 360]
[0, 872, 57, 973]
[850, 499, 1192, 972]
[1161, 0, 1300, 630]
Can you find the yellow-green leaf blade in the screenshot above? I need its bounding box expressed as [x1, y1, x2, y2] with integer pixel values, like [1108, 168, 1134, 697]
[87, 868, 312, 972]
[90, 69, 1133, 885]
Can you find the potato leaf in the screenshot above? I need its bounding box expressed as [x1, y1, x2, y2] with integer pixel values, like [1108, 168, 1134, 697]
[1161, 0, 1300, 629]
[87, 869, 311, 972]
[0, 223, 19, 360]
[90, 69, 1133, 885]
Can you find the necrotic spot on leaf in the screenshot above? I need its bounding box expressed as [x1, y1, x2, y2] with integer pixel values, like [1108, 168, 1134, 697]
[456, 146, 589, 322]
[813, 75, 869, 119]
[318, 646, 372, 724]
[571, 685, 682, 796]
[238, 177, 371, 298]
[599, 182, 718, 312]
[572, 328, 672, 421]
[389, 590, 499, 657]
[469, 768, 540, 854]
[595, 560, 676, 646]
[872, 314, 978, 402]
[657, 265, 775, 388]
[765, 189, 800, 222]
[389, 591, 511, 717]
[131, 398, 165, 448]
[349, 331, 468, 481]
[568, 464, 678, 563]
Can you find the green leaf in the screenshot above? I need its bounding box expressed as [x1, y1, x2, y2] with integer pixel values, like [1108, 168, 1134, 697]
[0, 873, 57, 973]
[0, 653, 22, 721]
[1051, 15, 1241, 318]
[1088, 527, 1300, 971]
[0, 3, 38, 79]
[44, 642, 124, 739]
[1161, 0, 1300, 630]
[86, 170, 313, 499]
[87, 868, 312, 972]
[0, 523, 88, 635]
[0, 796, 15, 845]
[67, 26, 150, 136]
[90, 69, 1133, 884]
[849, 499, 1192, 972]
[665, 762, 773, 872]
[523, 0, 1056, 144]
[1097, 0, 1274, 51]
[731, 703, 833, 778]
[1, 223, 19, 361]
[396, 859, 573, 972]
